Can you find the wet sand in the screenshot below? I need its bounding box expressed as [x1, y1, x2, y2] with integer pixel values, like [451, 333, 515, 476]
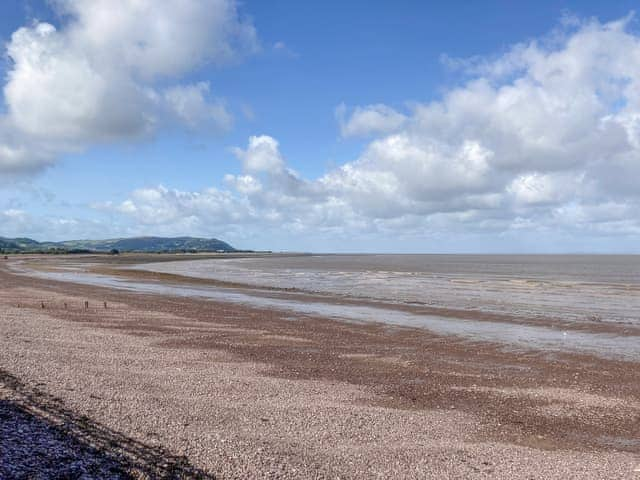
[1, 255, 640, 478]
[15, 254, 640, 360]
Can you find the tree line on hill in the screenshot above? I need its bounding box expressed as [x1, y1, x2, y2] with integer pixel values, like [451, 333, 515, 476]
[0, 236, 238, 255]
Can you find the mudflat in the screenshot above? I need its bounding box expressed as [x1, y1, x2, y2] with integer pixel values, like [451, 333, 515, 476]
[1, 256, 639, 479]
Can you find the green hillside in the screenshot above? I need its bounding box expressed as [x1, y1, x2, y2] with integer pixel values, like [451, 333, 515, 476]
[0, 236, 236, 253]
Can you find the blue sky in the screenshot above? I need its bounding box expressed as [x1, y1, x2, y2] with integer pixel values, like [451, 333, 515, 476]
[1, 1, 640, 252]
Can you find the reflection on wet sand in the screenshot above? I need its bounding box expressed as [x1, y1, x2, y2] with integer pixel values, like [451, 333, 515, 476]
[12, 257, 640, 362]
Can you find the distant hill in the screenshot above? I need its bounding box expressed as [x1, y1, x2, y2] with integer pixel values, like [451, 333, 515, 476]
[0, 236, 236, 254]
[0, 237, 40, 250]
[0, 239, 20, 250]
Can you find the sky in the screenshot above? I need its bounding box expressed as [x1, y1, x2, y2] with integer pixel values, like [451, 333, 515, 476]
[1, 1, 640, 253]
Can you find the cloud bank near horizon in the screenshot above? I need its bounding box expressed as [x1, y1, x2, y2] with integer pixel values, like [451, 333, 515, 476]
[106, 17, 640, 245]
[2, 9, 640, 251]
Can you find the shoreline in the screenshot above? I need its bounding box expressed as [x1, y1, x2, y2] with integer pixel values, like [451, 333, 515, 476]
[2, 255, 640, 478]
[10, 254, 640, 360]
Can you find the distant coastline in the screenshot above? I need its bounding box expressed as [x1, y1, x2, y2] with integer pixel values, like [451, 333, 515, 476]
[0, 235, 253, 255]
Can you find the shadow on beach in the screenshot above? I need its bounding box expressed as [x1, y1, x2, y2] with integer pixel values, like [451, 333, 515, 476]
[0, 369, 215, 479]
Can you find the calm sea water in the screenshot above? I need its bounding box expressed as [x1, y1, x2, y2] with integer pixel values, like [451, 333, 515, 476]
[134, 254, 640, 325]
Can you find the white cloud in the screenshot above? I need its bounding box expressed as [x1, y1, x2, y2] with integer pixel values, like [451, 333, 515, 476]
[103, 184, 255, 230]
[0, 0, 257, 173]
[54, 0, 258, 77]
[507, 172, 582, 206]
[6, 22, 153, 143]
[336, 103, 407, 138]
[0, 208, 108, 241]
[0, 134, 53, 174]
[103, 16, 640, 248]
[231, 135, 286, 173]
[164, 82, 233, 131]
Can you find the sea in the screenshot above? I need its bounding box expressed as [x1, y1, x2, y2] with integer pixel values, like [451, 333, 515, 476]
[134, 254, 640, 326]
[18, 254, 640, 360]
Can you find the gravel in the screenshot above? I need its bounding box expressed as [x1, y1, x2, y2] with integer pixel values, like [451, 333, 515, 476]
[1, 266, 639, 478]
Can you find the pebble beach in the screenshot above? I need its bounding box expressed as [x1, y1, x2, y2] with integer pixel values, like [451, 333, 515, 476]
[1, 256, 639, 479]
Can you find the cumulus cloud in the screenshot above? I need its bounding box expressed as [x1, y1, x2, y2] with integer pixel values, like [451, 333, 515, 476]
[336, 103, 407, 138]
[0, 128, 55, 174]
[164, 82, 233, 131]
[54, 0, 257, 77]
[507, 172, 583, 206]
[0, 208, 108, 240]
[0, 0, 257, 173]
[231, 135, 286, 173]
[104, 16, 640, 246]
